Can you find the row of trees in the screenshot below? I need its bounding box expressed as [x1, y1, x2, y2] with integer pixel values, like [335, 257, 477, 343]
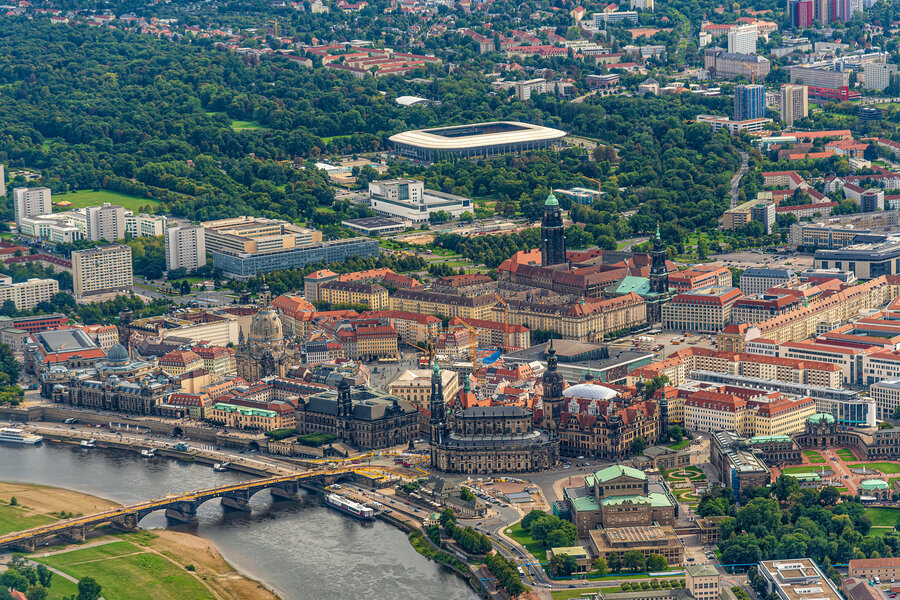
[483, 552, 527, 597]
[438, 508, 492, 555]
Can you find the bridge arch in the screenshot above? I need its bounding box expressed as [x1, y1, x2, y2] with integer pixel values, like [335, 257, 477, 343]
[172, 426, 184, 438]
[248, 441, 260, 452]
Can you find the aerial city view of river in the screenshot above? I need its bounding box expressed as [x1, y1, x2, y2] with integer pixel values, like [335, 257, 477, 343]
[1, 443, 478, 600]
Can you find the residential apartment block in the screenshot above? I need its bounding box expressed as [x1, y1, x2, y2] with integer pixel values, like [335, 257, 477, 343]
[0, 276, 59, 310]
[72, 244, 133, 298]
[317, 281, 389, 310]
[165, 224, 206, 271]
[13, 187, 51, 225]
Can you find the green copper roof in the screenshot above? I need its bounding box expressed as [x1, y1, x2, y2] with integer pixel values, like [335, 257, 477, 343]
[545, 192, 559, 206]
[786, 472, 821, 482]
[808, 413, 835, 424]
[593, 464, 647, 483]
[648, 492, 674, 508]
[610, 276, 651, 296]
[570, 495, 601, 512]
[860, 479, 889, 490]
[655, 223, 661, 240]
[600, 494, 651, 506]
[749, 435, 792, 444]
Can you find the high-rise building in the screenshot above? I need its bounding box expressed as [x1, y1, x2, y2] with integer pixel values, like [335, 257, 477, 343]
[72, 245, 133, 298]
[734, 84, 766, 121]
[13, 187, 51, 225]
[789, 0, 814, 28]
[727, 24, 757, 55]
[781, 84, 809, 126]
[540, 192, 567, 267]
[85, 204, 126, 242]
[814, 0, 830, 23]
[165, 224, 206, 272]
[0, 165, 6, 197]
[865, 63, 897, 91]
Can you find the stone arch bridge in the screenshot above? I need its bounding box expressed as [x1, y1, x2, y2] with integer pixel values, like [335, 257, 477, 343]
[0, 466, 384, 553]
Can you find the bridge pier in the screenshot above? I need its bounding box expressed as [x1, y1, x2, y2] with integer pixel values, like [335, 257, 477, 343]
[59, 526, 86, 543]
[110, 512, 140, 532]
[270, 481, 300, 501]
[10, 538, 35, 553]
[165, 502, 199, 525]
[221, 490, 251, 512]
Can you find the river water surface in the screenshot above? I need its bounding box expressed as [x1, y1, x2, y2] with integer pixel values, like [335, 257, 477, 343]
[0, 443, 478, 600]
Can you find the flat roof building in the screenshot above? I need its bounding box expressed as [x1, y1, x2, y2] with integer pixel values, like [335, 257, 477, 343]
[340, 217, 406, 236]
[758, 558, 842, 600]
[389, 121, 566, 162]
[814, 237, 900, 279]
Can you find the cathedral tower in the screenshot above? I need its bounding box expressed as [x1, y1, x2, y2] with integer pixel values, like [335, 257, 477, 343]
[541, 338, 565, 432]
[649, 224, 669, 294]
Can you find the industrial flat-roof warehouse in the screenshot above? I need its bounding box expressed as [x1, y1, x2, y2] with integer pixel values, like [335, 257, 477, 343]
[389, 120, 567, 161]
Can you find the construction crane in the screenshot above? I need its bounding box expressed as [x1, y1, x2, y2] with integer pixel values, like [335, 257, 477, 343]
[455, 318, 480, 374]
[267, 18, 279, 38]
[407, 338, 434, 367]
[741, 61, 758, 84]
[495, 296, 512, 352]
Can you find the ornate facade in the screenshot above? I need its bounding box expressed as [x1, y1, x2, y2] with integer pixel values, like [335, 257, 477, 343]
[295, 378, 419, 449]
[235, 283, 300, 381]
[540, 356, 661, 459]
[430, 362, 559, 474]
[46, 343, 173, 415]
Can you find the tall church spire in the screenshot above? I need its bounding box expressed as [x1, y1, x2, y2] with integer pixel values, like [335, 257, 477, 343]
[541, 337, 564, 432]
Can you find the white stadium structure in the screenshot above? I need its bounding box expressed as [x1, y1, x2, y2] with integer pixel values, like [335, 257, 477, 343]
[389, 121, 567, 161]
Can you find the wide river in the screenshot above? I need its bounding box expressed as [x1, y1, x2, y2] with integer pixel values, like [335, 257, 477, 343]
[0, 442, 478, 600]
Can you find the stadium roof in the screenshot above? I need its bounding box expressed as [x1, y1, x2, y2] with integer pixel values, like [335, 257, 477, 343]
[389, 120, 566, 150]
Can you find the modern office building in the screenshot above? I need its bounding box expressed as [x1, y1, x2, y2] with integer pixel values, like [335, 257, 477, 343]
[781, 84, 809, 125]
[85, 204, 127, 242]
[593, 11, 639, 25]
[695, 115, 773, 135]
[0, 276, 59, 310]
[13, 187, 51, 225]
[734, 84, 766, 121]
[814, 237, 900, 279]
[690, 371, 876, 427]
[750, 202, 776, 234]
[165, 224, 206, 272]
[869, 378, 900, 420]
[202, 216, 322, 256]
[790, 65, 850, 90]
[727, 24, 757, 55]
[72, 244, 133, 298]
[367, 179, 472, 224]
[388, 121, 566, 162]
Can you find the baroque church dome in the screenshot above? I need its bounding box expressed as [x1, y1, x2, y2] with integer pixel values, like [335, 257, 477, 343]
[248, 284, 284, 345]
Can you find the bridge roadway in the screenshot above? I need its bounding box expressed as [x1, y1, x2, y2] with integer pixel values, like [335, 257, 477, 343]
[0, 465, 397, 553]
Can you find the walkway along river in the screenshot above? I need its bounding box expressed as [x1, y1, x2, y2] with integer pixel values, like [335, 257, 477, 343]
[0, 443, 478, 600]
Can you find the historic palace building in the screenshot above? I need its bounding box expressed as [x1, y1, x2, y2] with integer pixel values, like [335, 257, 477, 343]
[47, 343, 174, 415]
[235, 283, 301, 381]
[429, 362, 559, 473]
[295, 377, 419, 449]
[539, 342, 662, 459]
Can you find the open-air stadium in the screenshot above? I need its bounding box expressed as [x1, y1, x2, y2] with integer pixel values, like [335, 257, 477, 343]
[388, 120, 567, 161]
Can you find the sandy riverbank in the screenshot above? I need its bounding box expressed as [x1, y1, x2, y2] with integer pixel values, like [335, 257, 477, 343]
[0, 481, 280, 600]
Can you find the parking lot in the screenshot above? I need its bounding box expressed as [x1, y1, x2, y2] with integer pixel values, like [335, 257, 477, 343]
[713, 250, 814, 271]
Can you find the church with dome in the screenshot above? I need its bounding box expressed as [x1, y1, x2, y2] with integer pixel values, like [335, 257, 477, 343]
[235, 283, 301, 382]
[540, 341, 662, 459]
